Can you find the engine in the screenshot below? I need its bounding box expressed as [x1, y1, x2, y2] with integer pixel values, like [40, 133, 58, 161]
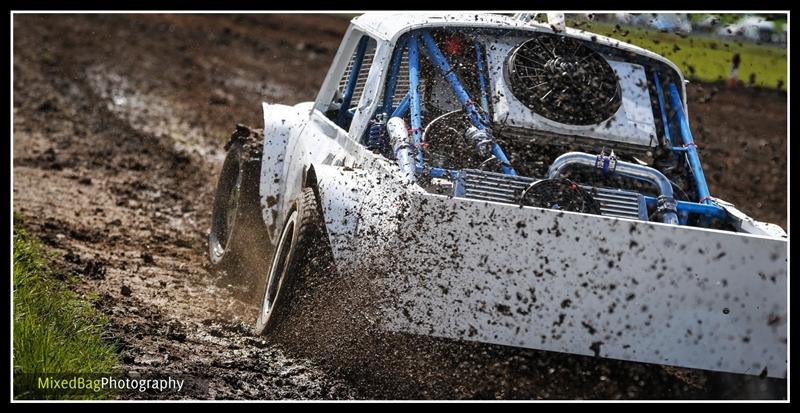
[373, 28, 733, 230]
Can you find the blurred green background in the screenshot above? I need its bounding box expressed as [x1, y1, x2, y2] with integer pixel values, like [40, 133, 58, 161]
[564, 13, 787, 90]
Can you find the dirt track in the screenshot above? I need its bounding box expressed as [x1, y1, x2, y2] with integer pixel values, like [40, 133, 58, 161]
[12, 14, 787, 400]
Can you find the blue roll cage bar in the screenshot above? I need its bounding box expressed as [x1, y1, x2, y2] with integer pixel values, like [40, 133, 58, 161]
[338, 29, 726, 225]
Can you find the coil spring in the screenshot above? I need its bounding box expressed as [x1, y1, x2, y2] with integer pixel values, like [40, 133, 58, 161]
[367, 113, 389, 154]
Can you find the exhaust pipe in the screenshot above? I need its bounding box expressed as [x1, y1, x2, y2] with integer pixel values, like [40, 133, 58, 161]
[386, 117, 416, 184]
[547, 152, 679, 224]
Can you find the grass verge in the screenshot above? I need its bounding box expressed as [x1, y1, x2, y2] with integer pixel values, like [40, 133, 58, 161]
[573, 21, 787, 90]
[13, 214, 119, 399]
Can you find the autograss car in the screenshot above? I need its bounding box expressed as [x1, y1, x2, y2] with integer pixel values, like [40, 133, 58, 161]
[208, 13, 787, 378]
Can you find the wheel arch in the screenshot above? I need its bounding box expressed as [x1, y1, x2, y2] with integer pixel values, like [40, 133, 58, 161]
[303, 164, 323, 203]
[259, 101, 313, 243]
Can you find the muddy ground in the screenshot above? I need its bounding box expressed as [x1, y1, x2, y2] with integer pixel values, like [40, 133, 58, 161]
[12, 14, 787, 400]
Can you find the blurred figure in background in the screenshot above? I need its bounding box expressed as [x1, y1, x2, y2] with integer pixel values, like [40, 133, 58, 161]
[727, 52, 741, 89]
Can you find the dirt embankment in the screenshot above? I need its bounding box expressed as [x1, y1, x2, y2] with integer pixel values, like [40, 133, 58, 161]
[13, 14, 786, 399]
[14, 14, 356, 400]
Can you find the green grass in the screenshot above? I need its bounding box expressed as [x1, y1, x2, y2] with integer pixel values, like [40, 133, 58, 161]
[573, 21, 787, 90]
[13, 214, 120, 400]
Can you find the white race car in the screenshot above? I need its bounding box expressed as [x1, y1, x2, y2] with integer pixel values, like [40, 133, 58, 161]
[208, 13, 787, 378]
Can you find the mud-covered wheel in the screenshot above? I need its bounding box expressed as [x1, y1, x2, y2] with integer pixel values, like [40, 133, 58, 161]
[208, 125, 268, 282]
[255, 187, 328, 336]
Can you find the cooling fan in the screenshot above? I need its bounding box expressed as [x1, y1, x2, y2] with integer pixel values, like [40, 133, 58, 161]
[506, 33, 622, 125]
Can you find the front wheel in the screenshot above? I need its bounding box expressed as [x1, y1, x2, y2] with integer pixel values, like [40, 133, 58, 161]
[254, 187, 328, 336]
[208, 125, 268, 283]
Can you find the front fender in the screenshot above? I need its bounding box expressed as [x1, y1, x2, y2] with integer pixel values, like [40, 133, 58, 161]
[260, 102, 312, 242]
[313, 160, 421, 273]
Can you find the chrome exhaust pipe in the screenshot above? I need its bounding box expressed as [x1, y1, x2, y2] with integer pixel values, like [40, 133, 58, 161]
[387, 117, 416, 184]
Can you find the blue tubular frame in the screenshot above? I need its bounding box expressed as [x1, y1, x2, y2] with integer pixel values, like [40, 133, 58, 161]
[652, 73, 674, 147]
[474, 40, 491, 116]
[382, 38, 407, 115]
[418, 31, 517, 176]
[336, 36, 370, 127]
[644, 196, 726, 221]
[416, 165, 461, 180]
[391, 92, 411, 118]
[667, 82, 712, 205]
[408, 36, 424, 168]
[418, 32, 483, 126]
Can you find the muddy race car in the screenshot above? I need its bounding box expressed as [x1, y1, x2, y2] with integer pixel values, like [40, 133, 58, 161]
[208, 13, 787, 378]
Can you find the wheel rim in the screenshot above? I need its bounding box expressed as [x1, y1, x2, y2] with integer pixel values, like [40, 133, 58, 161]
[260, 211, 297, 324]
[223, 180, 241, 241]
[210, 153, 242, 261]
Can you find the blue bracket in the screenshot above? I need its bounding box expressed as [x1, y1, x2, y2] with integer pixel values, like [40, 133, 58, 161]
[644, 196, 726, 221]
[415, 165, 461, 180]
[337, 36, 369, 127]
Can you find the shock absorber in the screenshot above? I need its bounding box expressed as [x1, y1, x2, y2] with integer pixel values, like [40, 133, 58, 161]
[367, 113, 389, 154]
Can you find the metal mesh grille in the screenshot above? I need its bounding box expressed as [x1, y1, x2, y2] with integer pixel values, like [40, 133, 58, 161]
[336, 39, 409, 110]
[337, 38, 377, 109]
[391, 48, 410, 107]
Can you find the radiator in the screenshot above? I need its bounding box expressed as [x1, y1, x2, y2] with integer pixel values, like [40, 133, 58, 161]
[453, 169, 648, 221]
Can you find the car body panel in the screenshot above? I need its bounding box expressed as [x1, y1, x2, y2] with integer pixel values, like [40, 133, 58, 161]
[314, 165, 788, 378]
[253, 13, 788, 378]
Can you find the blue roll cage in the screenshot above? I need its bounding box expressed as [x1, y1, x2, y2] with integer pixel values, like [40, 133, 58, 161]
[337, 29, 725, 225]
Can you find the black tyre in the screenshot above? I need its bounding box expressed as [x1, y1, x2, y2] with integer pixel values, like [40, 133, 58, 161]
[254, 187, 328, 336]
[208, 125, 268, 282]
